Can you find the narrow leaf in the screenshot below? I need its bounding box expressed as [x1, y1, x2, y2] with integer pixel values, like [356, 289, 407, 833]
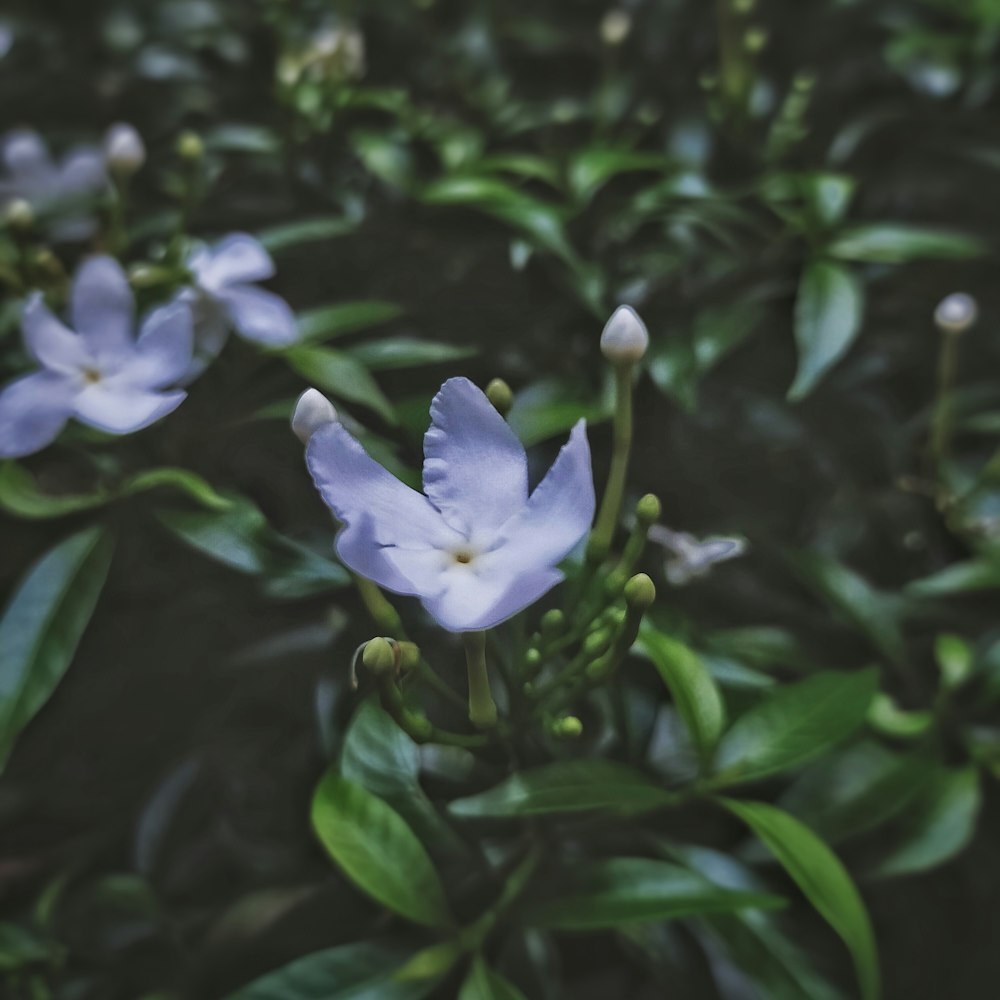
[458, 958, 529, 1000]
[286, 346, 396, 423]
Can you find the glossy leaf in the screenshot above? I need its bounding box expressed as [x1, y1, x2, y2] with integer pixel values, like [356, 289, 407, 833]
[311, 772, 452, 928]
[448, 760, 675, 818]
[347, 337, 476, 371]
[789, 259, 863, 401]
[713, 670, 877, 786]
[257, 215, 361, 252]
[458, 958, 529, 1000]
[297, 301, 403, 343]
[826, 224, 983, 263]
[0, 527, 114, 768]
[524, 858, 784, 930]
[721, 799, 880, 1000]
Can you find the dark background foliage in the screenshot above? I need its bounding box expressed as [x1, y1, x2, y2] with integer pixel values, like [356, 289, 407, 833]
[2, 1, 1000, 997]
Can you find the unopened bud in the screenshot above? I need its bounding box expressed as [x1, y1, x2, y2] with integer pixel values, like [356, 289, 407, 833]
[362, 637, 397, 676]
[934, 293, 977, 336]
[600, 305, 649, 363]
[128, 263, 173, 288]
[292, 388, 338, 443]
[636, 493, 661, 525]
[583, 628, 613, 658]
[600, 9, 632, 46]
[551, 715, 584, 738]
[624, 573, 656, 610]
[743, 27, 768, 53]
[486, 377, 513, 417]
[104, 123, 145, 176]
[396, 641, 420, 673]
[604, 569, 627, 598]
[3, 197, 33, 232]
[540, 608, 564, 636]
[176, 130, 204, 161]
[524, 648, 542, 670]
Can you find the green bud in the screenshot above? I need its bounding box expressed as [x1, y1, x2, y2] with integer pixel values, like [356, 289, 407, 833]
[602, 607, 627, 630]
[3, 197, 34, 232]
[604, 570, 627, 598]
[540, 609, 564, 636]
[177, 130, 204, 161]
[583, 628, 613, 658]
[732, 0, 755, 12]
[585, 652, 613, 680]
[551, 715, 584, 738]
[624, 573, 656, 610]
[743, 27, 768, 53]
[486, 378, 513, 417]
[362, 637, 397, 676]
[524, 648, 542, 670]
[636, 493, 661, 525]
[397, 641, 420, 673]
[128, 263, 174, 289]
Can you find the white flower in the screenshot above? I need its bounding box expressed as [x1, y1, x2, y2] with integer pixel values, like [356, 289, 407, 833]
[934, 293, 977, 335]
[103, 123, 146, 175]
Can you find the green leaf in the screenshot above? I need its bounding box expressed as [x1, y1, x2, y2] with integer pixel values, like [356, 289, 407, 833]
[567, 148, 670, 202]
[257, 215, 360, 253]
[826, 224, 984, 264]
[506, 379, 610, 446]
[712, 670, 877, 786]
[935, 633, 973, 690]
[524, 858, 784, 930]
[121, 467, 232, 511]
[0, 461, 109, 519]
[458, 958, 529, 1000]
[789, 260, 863, 401]
[286, 346, 396, 423]
[340, 700, 466, 857]
[721, 799, 880, 1000]
[804, 173, 856, 228]
[873, 767, 980, 878]
[906, 558, 1000, 597]
[225, 942, 442, 1000]
[0, 527, 114, 768]
[311, 772, 452, 928]
[637, 625, 726, 767]
[297, 301, 403, 343]
[347, 337, 476, 371]
[448, 760, 675, 818]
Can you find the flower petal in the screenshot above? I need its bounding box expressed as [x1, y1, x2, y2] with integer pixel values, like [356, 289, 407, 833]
[58, 146, 107, 195]
[74, 384, 185, 434]
[0, 371, 74, 457]
[306, 421, 454, 555]
[22, 293, 89, 373]
[492, 420, 595, 573]
[196, 233, 276, 291]
[334, 513, 434, 596]
[2, 129, 52, 179]
[70, 256, 135, 354]
[422, 377, 528, 536]
[218, 285, 298, 346]
[128, 301, 194, 389]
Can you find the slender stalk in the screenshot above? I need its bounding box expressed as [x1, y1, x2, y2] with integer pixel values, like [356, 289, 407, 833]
[376, 675, 489, 749]
[463, 631, 497, 729]
[354, 575, 404, 635]
[928, 330, 961, 473]
[588, 363, 634, 563]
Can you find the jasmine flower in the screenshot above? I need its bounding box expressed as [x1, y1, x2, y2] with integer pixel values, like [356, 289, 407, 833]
[648, 525, 748, 586]
[0, 257, 192, 458]
[0, 129, 106, 240]
[304, 377, 595, 632]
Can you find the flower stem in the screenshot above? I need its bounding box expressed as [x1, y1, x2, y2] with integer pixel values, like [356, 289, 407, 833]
[463, 631, 497, 729]
[928, 329, 961, 474]
[588, 363, 634, 563]
[354, 575, 404, 635]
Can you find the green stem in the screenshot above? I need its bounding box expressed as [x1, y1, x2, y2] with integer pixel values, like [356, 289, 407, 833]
[376, 675, 489, 749]
[929, 330, 961, 474]
[354, 575, 404, 635]
[588, 363, 634, 563]
[463, 631, 498, 729]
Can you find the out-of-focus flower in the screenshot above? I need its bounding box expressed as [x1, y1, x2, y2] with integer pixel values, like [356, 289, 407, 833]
[0, 129, 106, 240]
[600, 304, 649, 363]
[103, 122, 146, 176]
[0, 257, 192, 458]
[292, 388, 338, 444]
[934, 292, 977, 335]
[304, 377, 595, 632]
[184, 233, 297, 376]
[648, 525, 748, 586]
[279, 23, 365, 88]
[600, 9, 632, 46]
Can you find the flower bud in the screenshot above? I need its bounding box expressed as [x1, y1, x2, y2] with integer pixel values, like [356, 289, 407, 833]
[934, 293, 977, 336]
[3, 197, 33, 232]
[583, 627, 613, 658]
[362, 637, 397, 676]
[104, 123, 146, 176]
[128, 263, 174, 288]
[525, 648, 542, 670]
[551, 715, 584, 738]
[540, 608, 564, 636]
[396, 641, 420, 673]
[624, 573, 656, 610]
[176, 130, 204, 161]
[600, 305, 649, 363]
[292, 388, 339, 444]
[636, 493, 661, 525]
[486, 377, 513, 417]
[600, 9, 632, 46]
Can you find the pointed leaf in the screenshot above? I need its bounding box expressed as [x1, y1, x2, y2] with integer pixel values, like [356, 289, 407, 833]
[826, 224, 983, 264]
[459, 958, 529, 1000]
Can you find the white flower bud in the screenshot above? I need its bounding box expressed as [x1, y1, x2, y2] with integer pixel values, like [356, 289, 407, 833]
[292, 388, 338, 443]
[600, 9, 632, 46]
[934, 292, 977, 335]
[103, 123, 146, 175]
[600, 305, 649, 363]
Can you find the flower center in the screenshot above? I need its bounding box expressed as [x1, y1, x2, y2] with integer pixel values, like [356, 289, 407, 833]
[81, 367, 102, 385]
[453, 549, 474, 565]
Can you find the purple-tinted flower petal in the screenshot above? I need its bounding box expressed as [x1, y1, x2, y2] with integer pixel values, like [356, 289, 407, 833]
[129, 301, 194, 389]
[334, 513, 432, 596]
[0, 370, 74, 457]
[307, 421, 457, 559]
[2, 129, 52, 179]
[196, 233, 275, 291]
[22, 293, 89, 373]
[218, 285, 297, 346]
[418, 564, 564, 632]
[492, 420, 595, 573]
[70, 256, 135, 354]
[73, 383, 185, 434]
[422, 377, 528, 536]
[58, 145, 107, 195]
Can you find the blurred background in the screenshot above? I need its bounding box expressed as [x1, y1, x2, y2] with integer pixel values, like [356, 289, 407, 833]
[2, 1, 1000, 997]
